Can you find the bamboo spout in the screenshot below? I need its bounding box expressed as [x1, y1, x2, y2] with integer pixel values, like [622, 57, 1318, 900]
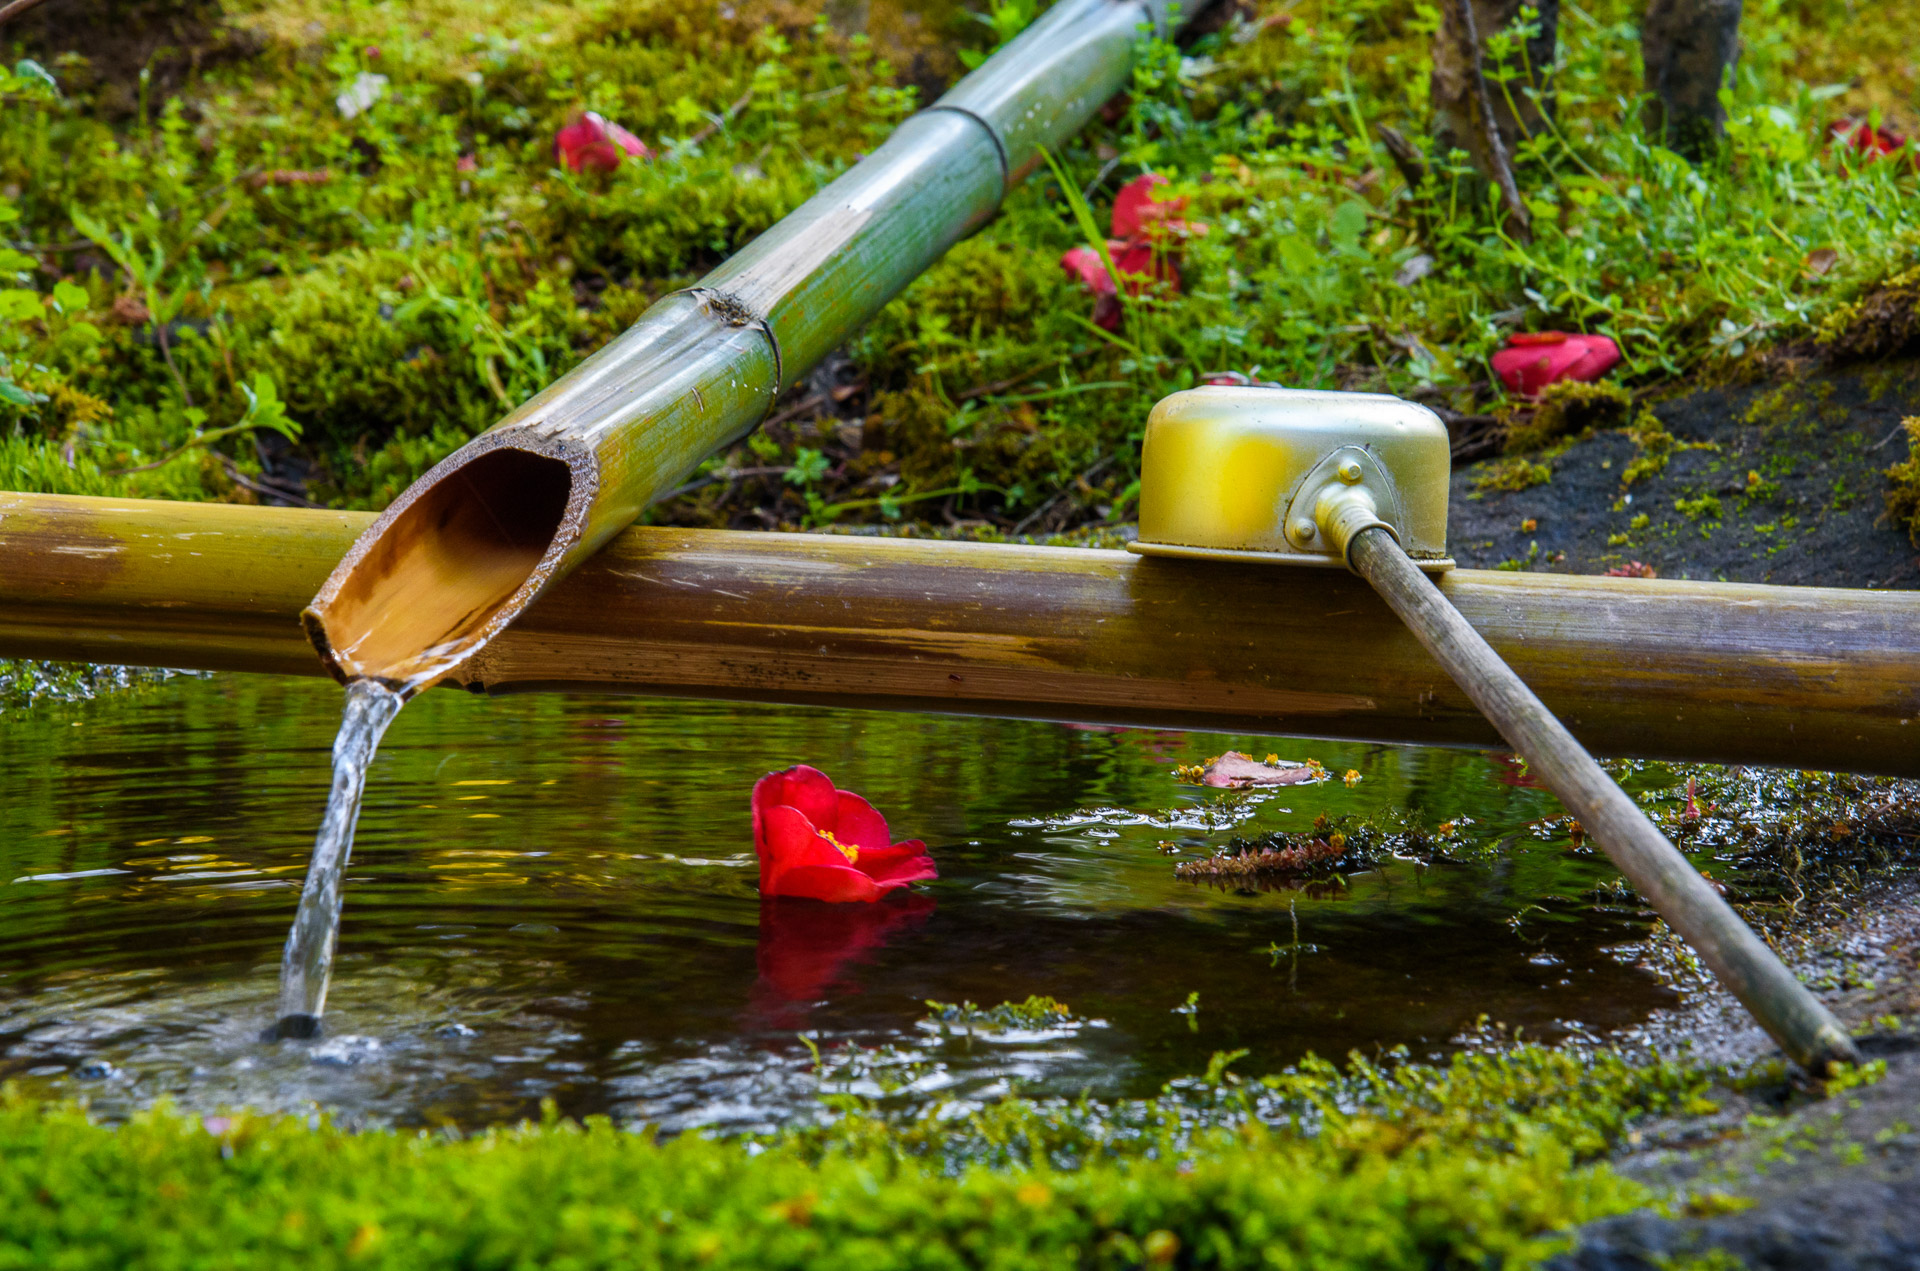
[302, 0, 1185, 688]
[302, 443, 578, 689]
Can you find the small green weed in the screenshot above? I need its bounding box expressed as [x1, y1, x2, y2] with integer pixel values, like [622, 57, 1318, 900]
[1476, 457, 1553, 494]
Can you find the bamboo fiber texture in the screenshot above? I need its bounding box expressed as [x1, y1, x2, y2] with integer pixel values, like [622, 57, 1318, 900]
[7, 494, 1920, 778]
[1347, 526, 1860, 1073]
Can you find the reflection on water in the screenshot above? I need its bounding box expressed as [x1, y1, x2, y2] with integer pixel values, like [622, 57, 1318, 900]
[0, 675, 1681, 1130]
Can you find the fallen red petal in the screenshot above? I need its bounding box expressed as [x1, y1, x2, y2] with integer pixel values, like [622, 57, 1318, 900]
[555, 111, 651, 174]
[1060, 245, 1117, 295]
[1830, 118, 1908, 159]
[1112, 173, 1186, 240]
[1201, 752, 1318, 789]
[1491, 332, 1619, 397]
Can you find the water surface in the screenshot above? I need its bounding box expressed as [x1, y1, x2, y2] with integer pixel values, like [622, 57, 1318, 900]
[0, 675, 1681, 1130]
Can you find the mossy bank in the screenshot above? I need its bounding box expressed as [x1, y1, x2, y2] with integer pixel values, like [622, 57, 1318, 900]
[4, 0, 1920, 537]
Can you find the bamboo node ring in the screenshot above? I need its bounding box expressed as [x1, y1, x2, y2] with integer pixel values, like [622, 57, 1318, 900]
[921, 105, 1011, 197]
[679, 285, 784, 414]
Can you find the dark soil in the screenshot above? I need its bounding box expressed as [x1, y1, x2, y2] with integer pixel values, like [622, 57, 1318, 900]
[1451, 360, 1920, 590]
[7, 0, 257, 120]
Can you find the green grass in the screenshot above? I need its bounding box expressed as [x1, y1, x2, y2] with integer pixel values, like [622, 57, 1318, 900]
[0, 1039, 1718, 1269]
[2, 0, 1918, 529]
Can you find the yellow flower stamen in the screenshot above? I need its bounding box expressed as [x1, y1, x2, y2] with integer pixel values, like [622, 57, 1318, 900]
[820, 829, 859, 863]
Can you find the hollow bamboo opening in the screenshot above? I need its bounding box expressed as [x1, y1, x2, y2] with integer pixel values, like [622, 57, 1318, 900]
[302, 447, 575, 689]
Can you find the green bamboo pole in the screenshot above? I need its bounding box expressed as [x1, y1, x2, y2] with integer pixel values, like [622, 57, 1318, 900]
[7, 492, 1920, 777]
[301, 0, 1183, 693]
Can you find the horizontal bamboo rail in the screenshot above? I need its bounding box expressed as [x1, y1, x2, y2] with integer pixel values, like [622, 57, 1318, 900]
[4, 492, 1918, 775]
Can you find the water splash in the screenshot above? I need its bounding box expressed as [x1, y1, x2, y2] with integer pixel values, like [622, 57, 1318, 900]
[271, 679, 405, 1038]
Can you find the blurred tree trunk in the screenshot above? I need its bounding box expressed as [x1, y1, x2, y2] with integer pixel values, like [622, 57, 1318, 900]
[1641, 0, 1743, 159]
[1430, 0, 1561, 177]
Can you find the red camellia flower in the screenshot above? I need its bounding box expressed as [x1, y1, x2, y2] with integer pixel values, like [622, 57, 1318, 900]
[1829, 117, 1909, 162]
[554, 111, 652, 174]
[1490, 330, 1621, 397]
[751, 765, 937, 903]
[1828, 118, 1920, 177]
[1060, 173, 1206, 331]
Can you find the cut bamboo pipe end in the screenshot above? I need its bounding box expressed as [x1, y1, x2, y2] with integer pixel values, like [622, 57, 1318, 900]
[303, 289, 781, 691]
[303, 433, 589, 692]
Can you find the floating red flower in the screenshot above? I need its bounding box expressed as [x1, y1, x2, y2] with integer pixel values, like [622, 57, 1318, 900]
[1060, 173, 1205, 331]
[751, 765, 937, 903]
[1490, 331, 1621, 398]
[554, 111, 652, 174]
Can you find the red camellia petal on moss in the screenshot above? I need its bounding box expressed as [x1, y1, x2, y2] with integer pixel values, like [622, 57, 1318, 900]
[1110, 240, 1179, 294]
[751, 765, 937, 903]
[1490, 331, 1620, 397]
[1112, 173, 1179, 239]
[554, 111, 652, 174]
[1061, 176, 1204, 334]
[1060, 245, 1117, 296]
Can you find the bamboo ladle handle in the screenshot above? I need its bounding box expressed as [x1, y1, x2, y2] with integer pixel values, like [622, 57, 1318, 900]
[1346, 526, 1859, 1074]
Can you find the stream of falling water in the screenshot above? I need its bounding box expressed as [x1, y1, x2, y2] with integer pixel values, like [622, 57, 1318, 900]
[271, 679, 405, 1038]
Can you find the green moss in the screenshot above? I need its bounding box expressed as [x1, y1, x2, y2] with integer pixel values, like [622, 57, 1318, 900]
[1675, 492, 1722, 522]
[1618, 409, 1718, 487]
[1884, 416, 1920, 544]
[1475, 457, 1553, 494]
[0, 1036, 1727, 1269]
[1505, 380, 1634, 454]
[1815, 264, 1920, 362]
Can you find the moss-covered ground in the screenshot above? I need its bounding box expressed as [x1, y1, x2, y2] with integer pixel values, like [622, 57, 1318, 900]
[4, 0, 1920, 535]
[1454, 360, 1920, 584]
[0, 1034, 1743, 1269]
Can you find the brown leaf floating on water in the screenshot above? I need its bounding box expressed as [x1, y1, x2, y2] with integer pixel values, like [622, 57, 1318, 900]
[1174, 833, 1347, 881]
